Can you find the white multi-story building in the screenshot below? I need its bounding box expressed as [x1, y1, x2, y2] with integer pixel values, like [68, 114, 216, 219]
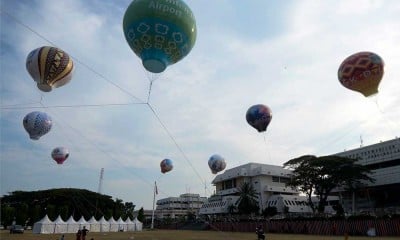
[154, 193, 207, 219]
[199, 162, 298, 215]
[332, 137, 400, 215]
[199, 138, 400, 216]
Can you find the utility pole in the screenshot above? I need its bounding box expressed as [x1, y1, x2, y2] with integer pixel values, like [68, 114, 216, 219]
[360, 135, 364, 147]
[151, 181, 157, 229]
[204, 180, 207, 198]
[98, 168, 104, 194]
[95, 168, 104, 218]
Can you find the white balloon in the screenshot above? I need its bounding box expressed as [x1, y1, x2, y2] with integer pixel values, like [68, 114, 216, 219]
[23, 111, 52, 140]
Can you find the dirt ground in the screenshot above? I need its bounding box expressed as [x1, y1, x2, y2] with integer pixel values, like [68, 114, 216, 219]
[1, 230, 399, 240]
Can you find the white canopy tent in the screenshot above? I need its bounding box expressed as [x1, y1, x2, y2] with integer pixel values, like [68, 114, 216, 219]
[53, 215, 67, 233]
[98, 216, 110, 232]
[33, 215, 55, 234]
[77, 216, 88, 230]
[125, 217, 135, 231]
[133, 217, 143, 231]
[87, 216, 100, 232]
[108, 216, 119, 232]
[32, 215, 142, 234]
[117, 217, 127, 232]
[66, 216, 79, 233]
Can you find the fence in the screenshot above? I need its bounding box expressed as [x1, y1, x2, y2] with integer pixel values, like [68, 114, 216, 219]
[209, 219, 400, 236]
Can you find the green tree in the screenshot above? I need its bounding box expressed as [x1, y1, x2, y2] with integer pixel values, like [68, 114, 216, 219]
[124, 202, 136, 220]
[0, 188, 134, 224]
[237, 182, 259, 215]
[283, 155, 318, 213]
[1, 205, 16, 226]
[186, 211, 196, 221]
[137, 207, 145, 222]
[262, 206, 277, 218]
[227, 203, 237, 216]
[113, 198, 124, 219]
[284, 155, 375, 214]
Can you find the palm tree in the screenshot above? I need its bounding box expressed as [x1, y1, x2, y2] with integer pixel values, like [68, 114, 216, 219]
[237, 182, 259, 215]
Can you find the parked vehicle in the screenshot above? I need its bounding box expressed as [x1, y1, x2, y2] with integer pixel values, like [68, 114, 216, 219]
[9, 225, 24, 234]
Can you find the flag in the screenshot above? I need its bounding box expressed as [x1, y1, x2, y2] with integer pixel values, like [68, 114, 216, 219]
[155, 182, 158, 195]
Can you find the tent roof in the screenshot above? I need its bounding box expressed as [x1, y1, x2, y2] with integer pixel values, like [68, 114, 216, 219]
[54, 215, 66, 224]
[66, 216, 77, 223]
[87, 216, 98, 223]
[108, 216, 117, 223]
[77, 216, 87, 223]
[37, 215, 53, 223]
[98, 216, 108, 223]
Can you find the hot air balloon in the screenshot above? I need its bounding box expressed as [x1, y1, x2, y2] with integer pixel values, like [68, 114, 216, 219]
[208, 154, 226, 174]
[160, 158, 173, 173]
[52, 147, 69, 164]
[23, 111, 52, 140]
[246, 104, 272, 132]
[123, 0, 197, 73]
[338, 51, 384, 97]
[26, 46, 74, 92]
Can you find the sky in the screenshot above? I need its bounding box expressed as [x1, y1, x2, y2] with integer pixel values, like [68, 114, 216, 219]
[1, 0, 399, 211]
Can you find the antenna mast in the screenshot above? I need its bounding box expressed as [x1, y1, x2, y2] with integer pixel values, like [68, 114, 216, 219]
[98, 168, 104, 194]
[360, 135, 364, 147]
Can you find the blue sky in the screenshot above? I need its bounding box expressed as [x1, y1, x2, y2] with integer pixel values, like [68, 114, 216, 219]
[1, 0, 399, 210]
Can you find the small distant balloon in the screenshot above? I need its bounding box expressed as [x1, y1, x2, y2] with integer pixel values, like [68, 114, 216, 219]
[52, 147, 69, 165]
[246, 104, 272, 132]
[208, 154, 226, 174]
[160, 158, 173, 174]
[338, 51, 384, 97]
[122, 0, 197, 73]
[26, 46, 74, 92]
[23, 111, 52, 140]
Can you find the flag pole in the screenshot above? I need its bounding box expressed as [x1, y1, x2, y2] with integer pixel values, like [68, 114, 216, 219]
[151, 181, 156, 229]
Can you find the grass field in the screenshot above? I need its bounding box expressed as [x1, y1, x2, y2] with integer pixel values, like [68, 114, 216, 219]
[1, 230, 399, 240]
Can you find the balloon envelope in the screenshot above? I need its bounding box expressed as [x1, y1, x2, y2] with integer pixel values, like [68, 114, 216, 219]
[52, 147, 69, 164]
[123, 0, 197, 73]
[23, 111, 52, 140]
[26, 46, 74, 92]
[208, 154, 226, 174]
[338, 51, 384, 97]
[160, 158, 173, 173]
[246, 104, 272, 132]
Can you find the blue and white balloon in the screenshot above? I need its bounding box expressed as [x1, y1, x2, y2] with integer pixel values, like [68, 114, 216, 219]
[23, 111, 52, 140]
[208, 154, 226, 174]
[246, 104, 272, 132]
[160, 158, 173, 174]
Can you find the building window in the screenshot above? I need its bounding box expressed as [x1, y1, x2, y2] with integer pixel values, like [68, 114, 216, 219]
[272, 176, 279, 182]
[280, 177, 290, 183]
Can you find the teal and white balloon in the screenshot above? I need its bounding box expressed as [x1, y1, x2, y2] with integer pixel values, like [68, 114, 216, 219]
[123, 0, 197, 73]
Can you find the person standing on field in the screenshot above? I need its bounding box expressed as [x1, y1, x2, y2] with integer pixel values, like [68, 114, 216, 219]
[81, 226, 89, 240]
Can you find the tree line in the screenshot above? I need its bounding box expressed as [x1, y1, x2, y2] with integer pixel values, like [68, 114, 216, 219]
[0, 188, 140, 227]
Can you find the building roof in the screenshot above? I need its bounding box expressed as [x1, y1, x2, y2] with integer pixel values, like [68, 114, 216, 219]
[212, 162, 292, 183]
